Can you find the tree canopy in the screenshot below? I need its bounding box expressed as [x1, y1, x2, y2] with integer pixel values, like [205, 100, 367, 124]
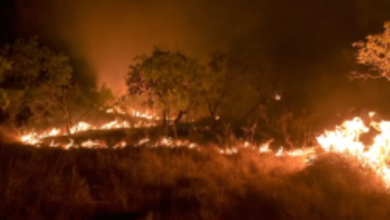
[351, 21, 390, 80]
[126, 46, 282, 127]
[126, 46, 203, 121]
[0, 37, 74, 130]
[199, 50, 249, 122]
[0, 57, 11, 110]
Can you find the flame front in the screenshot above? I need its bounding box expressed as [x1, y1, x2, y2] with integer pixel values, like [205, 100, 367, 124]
[19, 108, 390, 185]
[317, 116, 390, 185]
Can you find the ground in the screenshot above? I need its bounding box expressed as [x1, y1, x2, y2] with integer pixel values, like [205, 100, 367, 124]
[1, 139, 390, 220]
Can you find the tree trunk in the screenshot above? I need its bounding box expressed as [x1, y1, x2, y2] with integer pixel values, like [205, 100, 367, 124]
[172, 123, 178, 139]
[64, 107, 72, 135]
[162, 109, 167, 135]
[77, 107, 94, 124]
[172, 111, 187, 139]
[210, 110, 216, 130]
[235, 99, 267, 126]
[174, 110, 186, 124]
[61, 87, 73, 136]
[203, 92, 218, 128]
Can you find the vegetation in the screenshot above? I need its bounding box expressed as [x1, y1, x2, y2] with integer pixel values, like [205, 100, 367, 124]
[1, 19, 390, 220]
[126, 46, 203, 137]
[0, 37, 115, 135]
[0, 143, 389, 220]
[124, 45, 315, 146]
[0, 57, 12, 110]
[0, 37, 74, 132]
[200, 50, 249, 125]
[0, 35, 319, 146]
[352, 21, 390, 80]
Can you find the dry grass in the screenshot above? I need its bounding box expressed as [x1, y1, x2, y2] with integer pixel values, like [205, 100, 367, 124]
[0, 143, 389, 220]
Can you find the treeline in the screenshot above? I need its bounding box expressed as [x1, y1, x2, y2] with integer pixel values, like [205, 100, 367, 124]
[0, 37, 114, 134]
[3, 18, 388, 146]
[124, 46, 317, 146]
[0, 37, 321, 146]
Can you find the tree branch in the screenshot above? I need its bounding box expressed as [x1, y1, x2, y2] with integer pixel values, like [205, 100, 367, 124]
[348, 71, 387, 81]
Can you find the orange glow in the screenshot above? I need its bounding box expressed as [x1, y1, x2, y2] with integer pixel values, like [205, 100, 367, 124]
[19, 109, 159, 147]
[22, 108, 390, 186]
[317, 113, 390, 185]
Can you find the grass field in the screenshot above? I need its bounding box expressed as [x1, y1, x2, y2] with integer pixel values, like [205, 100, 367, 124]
[1, 140, 390, 220]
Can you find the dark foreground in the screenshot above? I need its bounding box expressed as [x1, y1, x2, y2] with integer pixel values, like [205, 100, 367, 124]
[0, 143, 389, 220]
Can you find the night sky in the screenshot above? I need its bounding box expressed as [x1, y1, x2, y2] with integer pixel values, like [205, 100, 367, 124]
[1, 0, 390, 125]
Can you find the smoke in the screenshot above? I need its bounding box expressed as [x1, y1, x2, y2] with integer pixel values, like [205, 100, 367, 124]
[9, 0, 390, 116]
[11, 0, 264, 95]
[59, 0, 198, 95]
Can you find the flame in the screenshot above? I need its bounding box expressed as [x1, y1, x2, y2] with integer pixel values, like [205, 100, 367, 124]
[17, 105, 314, 163]
[113, 141, 126, 149]
[286, 148, 316, 157]
[137, 137, 150, 146]
[317, 114, 390, 185]
[101, 120, 120, 129]
[48, 128, 60, 136]
[81, 140, 101, 148]
[70, 121, 92, 134]
[25, 107, 390, 186]
[275, 147, 284, 156]
[259, 139, 273, 153]
[65, 139, 74, 149]
[106, 107, 126, 115]
[106, 106, 159, 120]
[20, 108, 161, 146]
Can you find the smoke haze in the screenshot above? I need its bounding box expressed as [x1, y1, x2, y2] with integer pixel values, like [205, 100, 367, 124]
[11, 0, 265, 94]
[2, 0, 390, 119]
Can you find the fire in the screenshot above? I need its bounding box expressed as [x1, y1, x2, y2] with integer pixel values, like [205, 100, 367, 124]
[137, 137, 150, 146]
[106, 107, 126, 115]
[71, 122, 92, 133]
[133, 110, 157, 120]
[101, 120, 121, 129]
[20, 106, 390, 185]
[81, 140, 101, 148]
[48, 128, 60, 136]
[317, 114, 390, 185]
[317, 117, 368, 154]
[20, 108, 160, 147]
[65, 139, 74, 149]
[259, 139, 273, 153]
[106, 106, 159, 120]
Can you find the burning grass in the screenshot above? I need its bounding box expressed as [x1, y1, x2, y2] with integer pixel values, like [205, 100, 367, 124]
[1, 143, 390, 220]
[4, 110, 390, 219]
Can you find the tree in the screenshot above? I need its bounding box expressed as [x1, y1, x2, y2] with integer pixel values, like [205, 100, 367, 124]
[0, 57, 11, 75]
[0, 37, 74, 133]
[94, 83, 115, 107]
[0, 57, 11, 110]
[75, 83, 115, 124]
[236, 73, 282, 125]
[199, 50, 249, 126]
[126, 46, 202, 137]
[351, 21, 390, 80]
